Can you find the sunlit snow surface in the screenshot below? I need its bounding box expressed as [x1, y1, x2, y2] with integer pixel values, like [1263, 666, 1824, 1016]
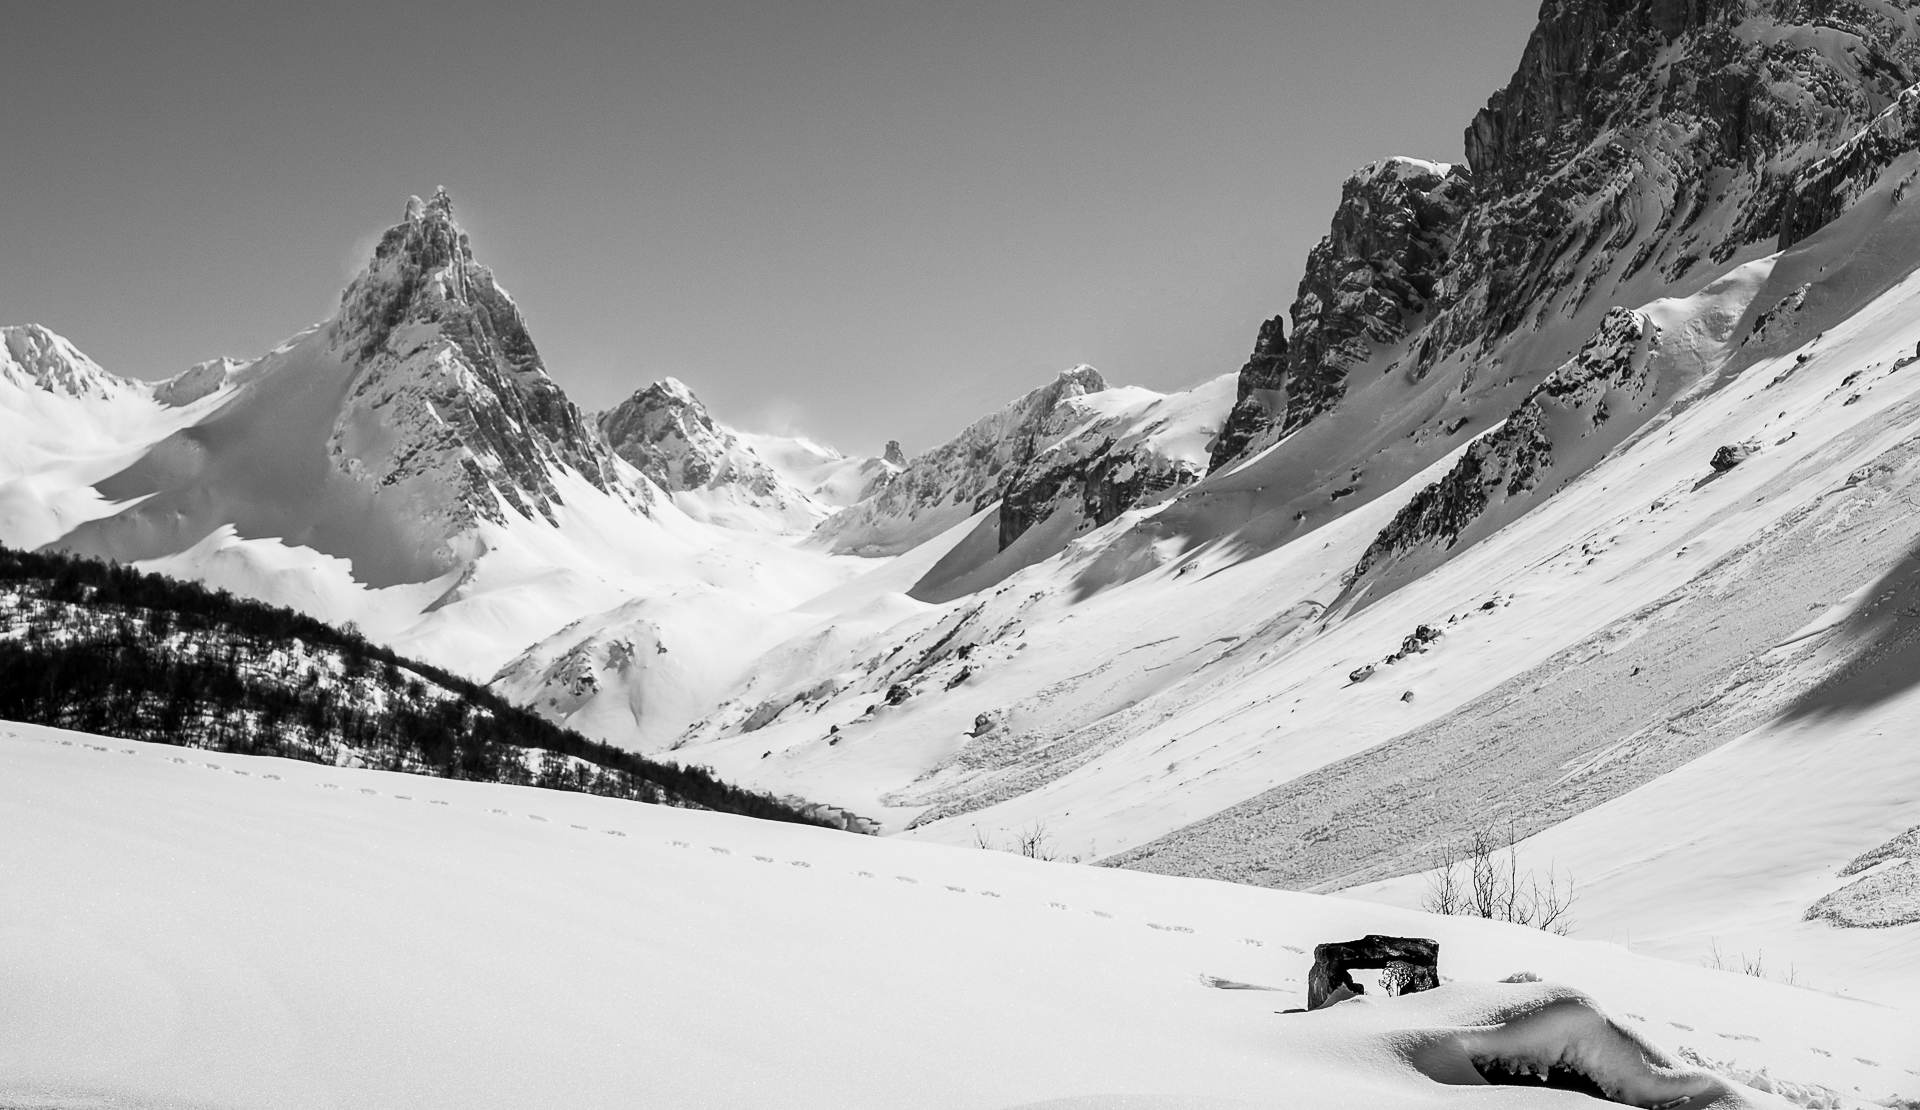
[3, 724, 1915, 1110]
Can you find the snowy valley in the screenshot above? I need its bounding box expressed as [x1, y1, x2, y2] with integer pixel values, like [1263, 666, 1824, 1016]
[7, 0, 1920, 1105]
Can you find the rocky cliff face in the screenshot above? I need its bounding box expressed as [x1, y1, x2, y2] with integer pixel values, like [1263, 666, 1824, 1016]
[1208, 0, 1920, 476]
[1281, 159, 1473, 437]
[325, 188, 635, 532]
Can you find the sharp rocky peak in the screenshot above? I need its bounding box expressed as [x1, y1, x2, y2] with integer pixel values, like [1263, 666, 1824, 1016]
[321, 188, 635, 531]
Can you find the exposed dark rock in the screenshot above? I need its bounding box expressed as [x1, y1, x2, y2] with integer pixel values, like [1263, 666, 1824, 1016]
[885, 682, 913, 705]
[1207, 316, 1288, 473]
[1282, 160, 1472, 435]
[999, 436, 1204, 551]
[1307, 935, 1440, 1010]
[1781, 83, 1920, 248]
[1353, 308, 1651, 580]
[1710, 441, 1760, 471]
[884, 439, 908, 467]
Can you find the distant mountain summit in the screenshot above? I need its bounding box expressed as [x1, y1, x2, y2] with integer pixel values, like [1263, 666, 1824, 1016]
[52, 188, 647, 586]
[327, 187, 632, 525]
[599, 377, 835, 532]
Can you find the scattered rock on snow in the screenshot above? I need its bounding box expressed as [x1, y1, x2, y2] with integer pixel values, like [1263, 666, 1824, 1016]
[1710, 442, 1760, 472]
[1308, 935, 1440, 1010]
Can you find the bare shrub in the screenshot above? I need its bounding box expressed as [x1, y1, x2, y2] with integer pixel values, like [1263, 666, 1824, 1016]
[1422, 821, 1576, 934]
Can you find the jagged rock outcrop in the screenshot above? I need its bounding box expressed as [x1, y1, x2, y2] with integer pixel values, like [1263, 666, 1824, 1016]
[1206, 315, 1286, 473]
[1212, 161, 1471, 464]
[884, 440, 907, 467]
[1352, 308, 1654, 583]
[1282, 159, 1472, 435]
[815, 366, 1110, 556]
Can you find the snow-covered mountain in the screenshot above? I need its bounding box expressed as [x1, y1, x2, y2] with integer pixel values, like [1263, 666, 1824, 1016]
[597, 377, 888, 533]
[10, 0, 1920, 1021]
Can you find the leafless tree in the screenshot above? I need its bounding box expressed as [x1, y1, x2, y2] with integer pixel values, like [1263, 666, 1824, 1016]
[1423, 821, 1576, 934]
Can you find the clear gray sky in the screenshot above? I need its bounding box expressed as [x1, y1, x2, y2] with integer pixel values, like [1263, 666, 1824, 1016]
[1, 1, 1538, 455]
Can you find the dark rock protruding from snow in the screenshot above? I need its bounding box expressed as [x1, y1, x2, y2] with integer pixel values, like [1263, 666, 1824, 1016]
[884, 440, 908, 467]
[1709, 442, 1759, 472]
[1308, 935, 1439, 1010]
[1352, 308, 1654, 587]
[1207, 315, 1288, 473]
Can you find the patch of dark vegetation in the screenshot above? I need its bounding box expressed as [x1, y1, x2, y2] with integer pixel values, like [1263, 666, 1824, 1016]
[0, 543, 831, 827]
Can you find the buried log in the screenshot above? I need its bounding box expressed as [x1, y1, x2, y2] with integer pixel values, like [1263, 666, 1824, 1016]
[1308, 934, 1440, 1010]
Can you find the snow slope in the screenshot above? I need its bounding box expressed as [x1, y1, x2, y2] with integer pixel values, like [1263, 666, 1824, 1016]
[4, 722, 1915, 1110]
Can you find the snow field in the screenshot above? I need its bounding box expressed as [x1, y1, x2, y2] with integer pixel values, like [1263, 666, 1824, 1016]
[3, 723, 1915, 1110]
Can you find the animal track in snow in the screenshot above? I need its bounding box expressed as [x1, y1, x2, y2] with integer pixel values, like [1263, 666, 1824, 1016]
[528, 815, 546, 822]
[1715, 1033, 1759, 1042]
[1147, 923, 1193, 933]
[1090, 910, 1112, 919]
[946, 886, 967, 893]
[710, 846, 731, 854]
[789, 861, 810, 868]
[1669, 1022, 1694, 1031]
[979, 891, 998, 897]
[754, 855, 775, 863]
[361, 788, 379, 795]
[604, 830, 626, 837]
[895, 876, 917, 884]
